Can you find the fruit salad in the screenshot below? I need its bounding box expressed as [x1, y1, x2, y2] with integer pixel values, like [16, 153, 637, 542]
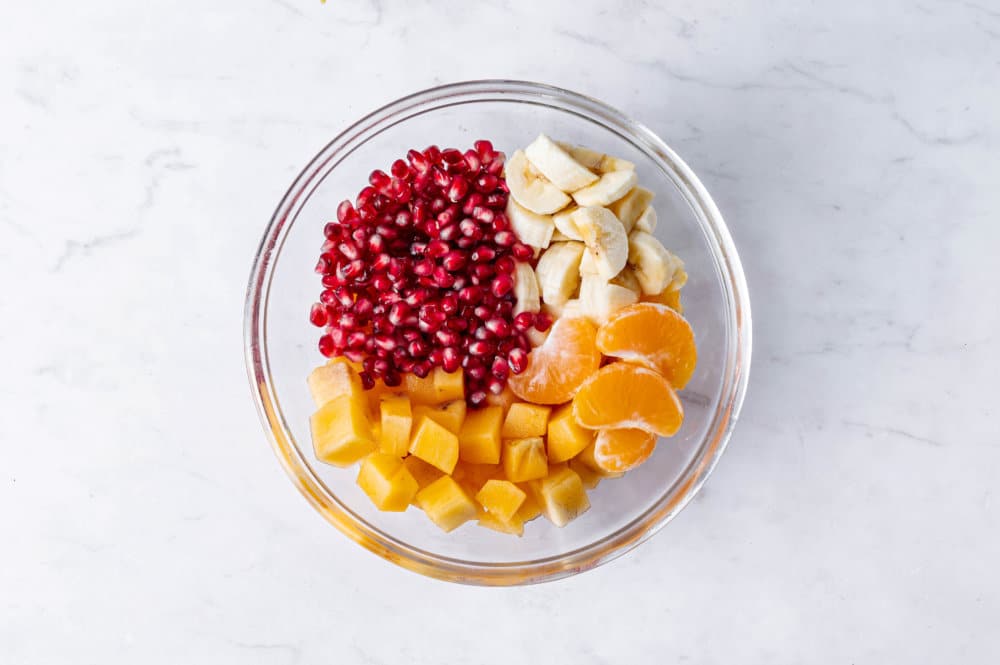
[307, 135, 696, 536]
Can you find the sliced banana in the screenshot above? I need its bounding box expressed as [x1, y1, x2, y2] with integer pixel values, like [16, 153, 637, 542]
[556, 142, 636, 174]
[551, 229, 573, 242]
[571, 170, 638, 207]
[627, 230, 685, 295]
[505, 149, 571, 214]
[524, 134, 599, 192]
[610, 266, 642, 294]
[570, 207, 629, 280]
[553, 205, 583, 240]
[535, 241, 585, 307]
[633, 205, 657, 233]
[506, 198, 555, 249]
[513, 261, 540, 314]
[579, 274, 639, 324]
[578, 248, 597, 275]
[560, 299, 586, 319]
[609, 186, 655, 232]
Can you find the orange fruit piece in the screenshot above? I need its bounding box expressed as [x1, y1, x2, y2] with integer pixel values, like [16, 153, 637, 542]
[508, 317, 601, 405]
[572, 362, 683, 436]
[595, 302, 697, 389]
[644, 287, 682, 313]
[592, 428, 656, 473]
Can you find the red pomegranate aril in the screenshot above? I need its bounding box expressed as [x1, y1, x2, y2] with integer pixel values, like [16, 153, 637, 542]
[334, 287, 355, 308]
[403, 288, 430, 306]
[441, 147, 463, 163]
[534, 312, 553, 332]
[321, 274, 341, 289]
[512, 243, 534, 260]
[422, 219, 441, 238]
[408, 149, 431, 173]
[351, 227, 369, 246]
[439, 224, 461, 242]
[484, 317, 511, 337]
[318, 335, 336, 357]
[343, 349, 365, 363]
[338, 312, 358, 330]
[507, 348, 529, 374]
[428, 348, 445, 367]
[355, 297, 374, 319]
[401, 329, 422, 344]
[432, 168, 451, 189]
[372, 253, 392, 272]
[455, 236, 476, 249]
[359, 371, 376, 390]
[441, 250, 467, 271]
[407, 339, 429, 358]
[473, 305, 492, 320]
[391, 159, 411, 180]
[315, 255, 332, 274]
[490, 275, 514, 297]
[446, 316, 468, 331]
[459, 286, 482, 303]
[472, 206, 494, 224]
[383, 371, 402, 388]
[431, 266, 454, 288]
[474, 174, 499, 193]
[485, 192, 507, 208]
[372, 358, 390, 376]
[447, 176, 469, 202]
[491, 357, 510, 379]
[329, 326, 348, 349]
[473, 326, 492, 341]
[471, 245, 496, 263]
[495, 256, 515, 274]
[462, 193, 484, 215]
[357, 185, 377, 207]
[423, 145, 442, 163]
[433, 328, 458, 347]
[459, 219, 480, 238]
[440, 292, 459, 315]
[494, 230, 516, 247]
[467, 364, 488, 381]
[463, 149, 481, 172]
[486, 158, 505, 177]
[371, 274, 392, 291]
[513, 311, 535, 331]
[367, 234, 386, 254]
[319, 289, 337, 306]
[487, 378, 505, 395]
[388, 259, 407, 281]
[474, 139, 493, 156]
[394, 209, 413, 228]
[441, 347, 461, 372]
[347, 330, 367, 349]
[387, 302, 411, 326]
[426, 239, 449, 259]
[469, 340, 493, 356]
[472, 264, 493, 281]
[343, 259, 365, 279]
[469, 390, 487, 407]
[337, 200, 358, 223]
[413, 259, 434, 276]
[429, 196, 448, 214]
[497, 300, 514, 316]
[397, 358, 416, 374]
[369, 169, 391, 192]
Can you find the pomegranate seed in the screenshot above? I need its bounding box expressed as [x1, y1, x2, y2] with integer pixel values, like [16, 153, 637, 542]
[394, 209, 413, 228]
[440, 292, 459, 315]
[447, 176, 469, 202]
[369, 169, 391, 191]
[413, 259, 434, 276]
[388, 302, 411, 326]
[407, 339, 429, 358]
[473, 305, 491, 320]
[508, 348, 529, 373]
[491, 357, 509, 380]
[471, 245, 496, 263]
[512, 243, 534, 260]
[428, 348, 444, 366]
[469, 391, 487, 407]
[315, 255, 332, 274]
[487, 377, 505, 395]
[485, 192, 507, 208]
[462, 193, 484, 215]
[439, 224, 461, 242]
[474, 174, 499, 193]
[463, 149, 481, 172]
[472, 206, 494, 224]
[484, 317, 511, 337]
[513, 311, 536, 331]
[359, 372, 376, 389]
[391, 159, 411, 180]
[335, 287, 355, 308]
[355, 297, 374, 319]
[371, 274, 392, 291]
[426, 239, 449, 258]
[321, 274, 342, 289]
[432, 168, 451, 189]
[486, 158, 505, 177]
[495, 256, 515, 274]
[494, 230, 515, 247]
[498, 338, 515, 354]
[318, 335, 335, 357]
[490, 275, 514, 297]
[467, 364, 488, 381]
[372, 253, 392, 272]
[346, 330, 367, 349]
[491, 213, 510, 232]
[474, 326, 492, 341]
[343, 349, 365, 363]
[423, 145, 442, 164]
[469, 340, 492, 356]
[455, 236, 476, 249]
[383, 371, 402, 387]
[534, 312, 553, 332]
[408, 149, 431, 173]
[441, 347, 461, 372]
[441, 250, 467, 271]
[472, 264, 493, 280]
[401, 329, 422, 343]
[446, 316, 468, 331]
[474, 139, 493, 156]
[309, 303, 328, 327]
[459, 286, 482, 303]
[459, 219, 480, 238]
[411, 361, 432, 378]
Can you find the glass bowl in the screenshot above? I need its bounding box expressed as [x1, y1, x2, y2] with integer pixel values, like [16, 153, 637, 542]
[244, 80, 751, 585]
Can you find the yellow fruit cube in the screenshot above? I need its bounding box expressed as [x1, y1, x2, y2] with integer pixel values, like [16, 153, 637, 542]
[309, 393, 375, 467]
[403, 455, 444, 490]
[379, 395, 412, 457]
[432, 367, 465, 403]
[478, 509, 524, 536]
[515, 487, 543, 523]
[371, 418, 382, 446]
[569, 457, 606, 489]
[415, 476, 478, 532]
[307, 359, 362, 407]
[453, 462, 504, 496]
[485, 385, 518, 412]
[402, 373, 439, 405]
[502, 437, 548, 483]
[356, 453, 419, 511]
[364, 377, 395, 416]
[531, 466, 590, 527]
[501, 402, 552, 438]
[409, 416, 459, 474]
[458, 406, 504, 464]
[475, 479, 526, 523]
[547, 403, 595, 463]
[412, 400, 467, 434]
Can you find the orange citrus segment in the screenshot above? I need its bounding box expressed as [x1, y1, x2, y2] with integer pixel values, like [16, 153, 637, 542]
[572, 362, 683, 436]
[593, 428, 656, 473]
[644, 287, 682, 313]
[595, 302, 697, 389]
[508, 317, 601, 405]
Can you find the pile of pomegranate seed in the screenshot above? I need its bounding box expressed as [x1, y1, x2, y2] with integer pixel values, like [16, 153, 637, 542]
[310, 141, 548, 407]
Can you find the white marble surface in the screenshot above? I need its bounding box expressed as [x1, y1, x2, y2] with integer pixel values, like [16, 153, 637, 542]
[3, 1, 998, 662]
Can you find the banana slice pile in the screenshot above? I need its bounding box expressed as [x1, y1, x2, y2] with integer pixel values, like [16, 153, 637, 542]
[506, 134, 686, 325]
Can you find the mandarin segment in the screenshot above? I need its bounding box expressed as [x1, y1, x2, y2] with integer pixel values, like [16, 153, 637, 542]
[572, 362, 684, 436]
[593, 428, 657, 473]
[595, 302, 697, 389]
[507, 317, 601, 405]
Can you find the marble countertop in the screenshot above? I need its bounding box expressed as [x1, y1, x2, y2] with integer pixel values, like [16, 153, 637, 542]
[3, 1, 998, 662]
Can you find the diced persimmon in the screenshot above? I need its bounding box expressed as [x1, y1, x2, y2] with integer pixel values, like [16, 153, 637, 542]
[531, 466, 590, 527]
[432, 367, 465, 403]
[412, 400, 466, 434]
[307, 359, 362, 407]
[415, 476, 477, 533]
[379, 395, 412, 457]
[502, 437, 548, 483]
[309, 393, 375, 467]
[475, 479, 526, 523]
[402, 455, 444, 490]
[458, 406, 504, 464]
[501, 402, 551, 439]
[356, 453, 418, 511]
[408, 416, 459, 474]
[547, 403, 594, 463]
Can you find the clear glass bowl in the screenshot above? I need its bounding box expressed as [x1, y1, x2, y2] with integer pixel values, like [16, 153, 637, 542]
[244, 80, 752, 585]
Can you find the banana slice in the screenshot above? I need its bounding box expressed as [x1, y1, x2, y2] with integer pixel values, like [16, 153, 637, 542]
[627, 230, 685, 295]
[513, 261, 541, 314]
[571, 170, 638, 207]
[633, 205, 657, 233]
[551, 229, 574, 242]
[609, 186, 655, 232]
[570, 207, 629, 280]
[524, 134, 599, 192]
[579, 274, 639, 324]
[560, 299, 586, 319]
[506, 198, 555, 249]
[535, 241, 585, 307]
[556, 142, 636, 174]
[553, 205, 583, 240]
[505, 150, 571, 214]
[610, 266, 642, 294]
[578, 248, 597, 275]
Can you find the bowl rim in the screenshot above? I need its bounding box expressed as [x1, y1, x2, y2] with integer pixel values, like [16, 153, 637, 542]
[243, 79, 752, 586]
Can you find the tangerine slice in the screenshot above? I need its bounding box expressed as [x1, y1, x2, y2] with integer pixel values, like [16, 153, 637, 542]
[593, 428, 657, 473]
[595, 302, 697, 389]
[508, 317, 601, 405]
[572, 362, 683, 436]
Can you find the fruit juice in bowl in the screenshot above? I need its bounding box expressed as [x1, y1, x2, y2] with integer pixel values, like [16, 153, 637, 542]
[246, 81, 750, 584]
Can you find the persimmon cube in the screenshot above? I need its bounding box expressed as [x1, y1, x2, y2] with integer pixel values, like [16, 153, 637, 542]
[547, 403, 594, 463]
[409, 416, 459, 474]
[475, 479, 526, 523]
[307, 359, 362, 407]
[458, 406, 504, 464]
[379, 395, 412, 457]
[415, 476, 477, 532]
[531, 466, 590, 527]
[432, 367, 465, 403]
[402, 372, 440, 405]
[357, 453, 419, 511]
[453, 462, 504, 496]
[502, 437, 548, 483]
[310, 393, 375, 467]
[569, 457, 606, 489]
[501, 402, 551, 439]
[478, 509, 524, 537]
[412, 400, 466, 434]
[515, 487, 543, 523]
[403, 455, 444, 490]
